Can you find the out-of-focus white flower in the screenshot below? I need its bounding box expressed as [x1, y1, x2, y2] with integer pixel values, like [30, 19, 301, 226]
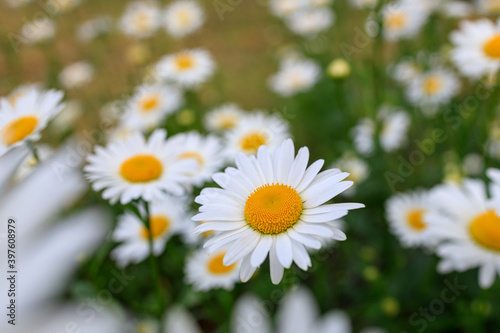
[378, 107, 410, 153]
[204, 103, 245, 132]
[439, 1, 474, 18]
[327, 58, 351, 79]
[285, 7, 335, 37]
[163, 0, 204, 38]
[352, 118, 375, 156]
[270, 0, 308, 17]
[462, 153, 484, 176]
[269, 58, 321, 97]
[76, 16, 113, 42]
[59, 61, 94, 89]
[156, 49, 215, 88]
[119, 0, 162, 39]
[349, 0, 378, 9]
[21, 18, 56, 44]
[163, 307, 202, 333]
[46, 0, 81, 14]
[334, 152, 369, 196]
[4, 0, 33, 8]
[382, 0, 430, 41]
[50, 100, 83, 133]
[13, 144, 54, 182]
[390, 60, 422, 85]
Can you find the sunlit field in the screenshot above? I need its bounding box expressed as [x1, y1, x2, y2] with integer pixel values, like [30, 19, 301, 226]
[1, 0, 500, 332]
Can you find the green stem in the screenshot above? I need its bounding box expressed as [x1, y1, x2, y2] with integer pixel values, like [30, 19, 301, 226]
[26, 140, 40, 163]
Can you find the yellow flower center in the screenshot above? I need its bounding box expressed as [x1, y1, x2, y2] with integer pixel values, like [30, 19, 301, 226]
[483, 34, 500, 59]
[120, 155, 163, 183]
[469, 210, 500, 252]
[139, 95, 160, 113]
[422, 76, 443, 96]
[176, 9, 192, 26]
[134, 13, 152, 32]
[218, 115, 238, 130]
[406, 209, 427, 231]
[245, 183, 303, 234]
[140, 215, 170, 239]
[206, 252, 237, 274]
[239, 131, 268, 154]
[1, 116, 38, 146]
[175, 54, 195, 70]
[384, 12, 407, 30]
[178, 151, 204, 165]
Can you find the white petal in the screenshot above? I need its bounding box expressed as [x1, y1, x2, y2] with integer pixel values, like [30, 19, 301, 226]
[251, 236, 273, 267]
[275, 234, 293, 268]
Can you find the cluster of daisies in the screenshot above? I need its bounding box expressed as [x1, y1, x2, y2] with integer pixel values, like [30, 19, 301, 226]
[386, 170, 500, 289]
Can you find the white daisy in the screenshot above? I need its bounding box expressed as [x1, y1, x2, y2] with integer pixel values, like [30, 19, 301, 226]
[462, 153, 484, 176]
[111, 195, 189, 267]
[204, 103, 244, 132]
[351, 118, 375, 157]
[121, 84, 184, 131]
[385, 190, 437, 248]
[59, 61, 94, 90]
[21, 18, 56, 44]
[185, 248, 241, 291]
[390, 59, 422, 85]
[76, 16, 113, 42]
[119, 0, 161, 39]
[285, 8, 335, 37]
[406, 68, 460, 113]
[349, 0, 378, 9]
[270, 0, 308, 18]
[46, 0, 81, 13]
[426, 179, 500, 288]
[334, 152, 369, 197]
[224, 111, 290, 158]
[378, 108, 410, 153]
[163, 0, 204, 38]
[166, 131, 225, 187]
[84, 129, 197, 204]
[0, 88, 64, 157]
[382, 0, 430, 41]
[269, 58, 321, 97]
[156, 49, 215, 88]
[438, 1, 474, 18]
[450, 18, 500, 79]
[193, 139, 364, 284]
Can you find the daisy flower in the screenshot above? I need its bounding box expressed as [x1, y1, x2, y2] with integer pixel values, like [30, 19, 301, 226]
[351, 118, 375, 157]
[270, 0, 308, 18]
[334, 152, 369, 196]
[59, 61, 94, 90]
[193, 139, 364, 284]
[76, 16, 113, 42]
[21, 18, 56, 44]
[163, 0, 204, 38]
[390, 59, 422, 85]
[385, 190, 436, 248]
[439, 1, 474, 18]
[406, 68, 460, 114]
[426, 179, 500, 288]
[378, 108, 410, 153]
[0, 88, 64, 157]
[224, 111, 290, 158]
[450, 18, 500, 79]
[185, 248, 241, 291]
[111, 195, 189, 267]
[84, 129, 197, 204]
[166, 131, 226, 187]
[204, 103, 244, 132]
[46, 0, 81, 13]
[285, 8, 335, 37]
[119, 0, 161, 39]
[382, 1, 430, 41]
[121, 84, 184, 131]
[349, 0, 378, 9]
[156, 49, 215, 88]
[269, 58, 321, 97]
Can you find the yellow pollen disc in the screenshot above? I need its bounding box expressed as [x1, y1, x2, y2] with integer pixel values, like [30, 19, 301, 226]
[134, 13, 151, 31]
[406, 209, 427, 231]
[207, 252, 237, 274]
[139, 95, 160, 113]
[385, 12, 407, 30]
[175, 54, 195, 70]
[1, 116, 38, 146]
[178, 151, 204, 165]
[240, 132, 268, 154]
[245, 183, 303, 235]
[177, 10, 192, 26]
[140, 215, 170, 239]
[483, 34, 500, 59]
[218, 115, 238, 130]
[120, 155, 163, 183]
[422, 76, 443, 96]
[469, 210, 500, 252]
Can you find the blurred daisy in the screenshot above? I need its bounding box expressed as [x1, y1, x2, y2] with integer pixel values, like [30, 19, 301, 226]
[427, 179, 500, 288]
[204, 103, 244, 132]
[163, 0, 204, 38]
[270, 0, 307, 18]
[111, 196, 189, 267]
[390, 60, 422, 85]
[285, 8, 335, 37]
[185, 249, 241, 291]
[59, 62, 94, 90]
[334, 152, 369, 196]
[385, 190, 436, 248]
[382, 1, 430, 41]
[156, 49, 215, 88]
[50, 100, 83, 133]
[167, 131, 225, 187]
[269, 58, 321, 97]
[306, 0, 333, 8]
[4, 0, 33, 7]
[477, 0, 500, 15]
[119, 0, 161, 39]
[84, 129, 197, 204]
[450, 19, 500, 79]
[46, 0, 81, 13]
[193, 139, 364, 284]
[439, 1, 474, 18]
[406, 68, 460, 113]
[122, 84, 184, 131]
[462, 153, 484, 176]
[349, 0, 378, 9]
[224, 111, 290, 158]
[76, 16, 113, 42]
[21, 18, 56, 44]
[378, 108, 410, 153]
[107, 125, 142, 143]
[352, 118, 375, 156]
[0, 88, 64, 157]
